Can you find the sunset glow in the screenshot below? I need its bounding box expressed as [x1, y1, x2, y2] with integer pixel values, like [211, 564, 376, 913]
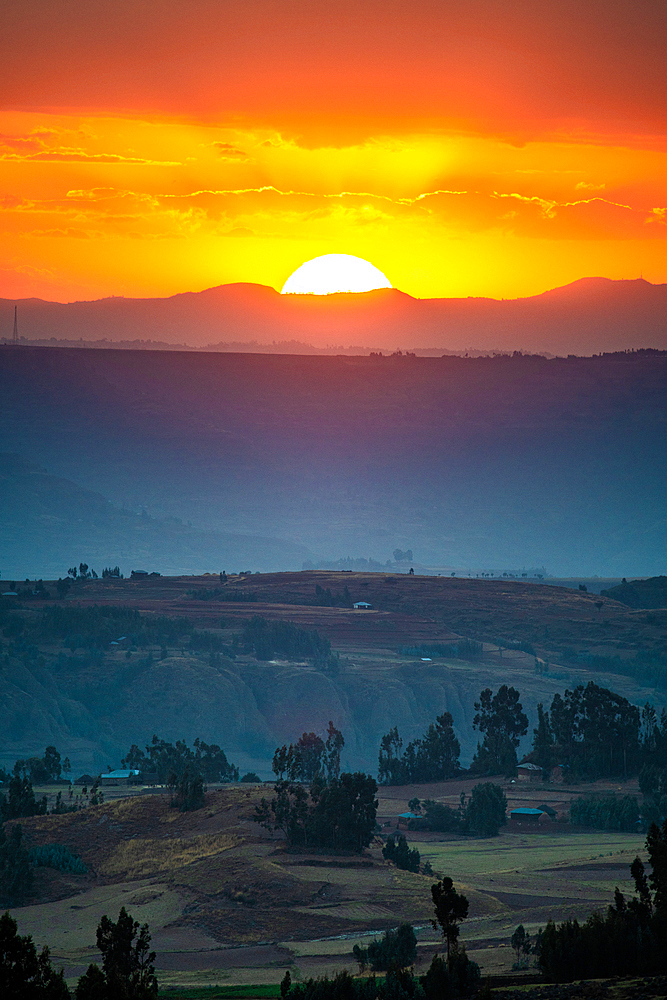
[1, 1, 666, 303]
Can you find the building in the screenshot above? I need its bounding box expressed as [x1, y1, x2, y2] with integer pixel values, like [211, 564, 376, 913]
[99, 769, 140, 786]
[397, 811, 422, 828]
[509, 807, 545, 827]
[353, 601, 373, 609]
[517, 762, 543, 782]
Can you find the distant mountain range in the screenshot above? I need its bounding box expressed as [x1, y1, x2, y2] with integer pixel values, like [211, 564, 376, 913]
[3, 276, 667, 355]
[0, 454, 311, 579]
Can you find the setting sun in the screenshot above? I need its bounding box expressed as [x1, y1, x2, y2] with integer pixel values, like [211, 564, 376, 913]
[281, 255, 392, 295]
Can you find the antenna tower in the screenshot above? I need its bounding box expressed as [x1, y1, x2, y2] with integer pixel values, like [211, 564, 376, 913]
[12, 305, 18, 345]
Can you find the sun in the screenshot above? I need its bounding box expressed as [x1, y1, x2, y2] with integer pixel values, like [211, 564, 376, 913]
[281, 254, 392, 295]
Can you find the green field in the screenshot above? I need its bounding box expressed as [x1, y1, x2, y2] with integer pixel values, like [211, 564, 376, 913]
[158, 988, 281, 999]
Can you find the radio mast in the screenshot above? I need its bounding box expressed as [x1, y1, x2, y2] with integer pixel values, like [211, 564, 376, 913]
[12, 305, 18, 344]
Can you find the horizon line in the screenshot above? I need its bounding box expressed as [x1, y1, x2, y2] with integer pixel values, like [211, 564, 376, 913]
[2, 273, 660, 307]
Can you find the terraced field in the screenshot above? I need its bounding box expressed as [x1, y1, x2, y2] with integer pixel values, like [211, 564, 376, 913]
[8, 781, 647, 991]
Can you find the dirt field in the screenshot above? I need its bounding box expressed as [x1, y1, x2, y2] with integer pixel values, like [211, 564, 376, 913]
[8, 781, 647, 991]
[38, 569, 667, 654]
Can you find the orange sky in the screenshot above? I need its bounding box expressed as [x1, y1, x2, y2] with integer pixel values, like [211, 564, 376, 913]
[1, 0, 666, 302]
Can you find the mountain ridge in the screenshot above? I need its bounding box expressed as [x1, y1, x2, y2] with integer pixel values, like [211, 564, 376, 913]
[3, 276, 666, 355]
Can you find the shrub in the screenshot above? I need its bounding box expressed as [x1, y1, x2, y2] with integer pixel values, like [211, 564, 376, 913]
[382, 834, 421, 872]
[570, 794, 640, 832]
[29, 843, 87, 874]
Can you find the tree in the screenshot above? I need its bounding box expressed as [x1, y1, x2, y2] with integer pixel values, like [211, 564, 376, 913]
[272, 725, 344, 784]
[407, 713, 461, 782]
[367, 923, 417, 971]
[0, 911, 69, 999]
[378, 726, 406, 785]
[645, 817, 667, 916]
[125, 735, 238, 784]
[431, 878, 469, 967]
[294, 732, 326, 782]
[510, 924, 531, 964]
[383, 834, 421, 873]
[256, 771, 377, 852]
[471, 686, 528, 775]
[422, 799, 462, 833]
[378, 714, 461, 785]
[0, 776, 47, 822]
[77, 906, 157, 999]
[0, 825, 33, 906]
[42, 746, 62, 783]
[324, 721, 344, 781]
[168, 764, 205, 812]
[464, 783, 507, 837]
[532, 703, 554, 777]
[549, 683, 640, 779]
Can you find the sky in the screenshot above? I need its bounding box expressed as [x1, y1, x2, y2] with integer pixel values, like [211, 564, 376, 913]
[1, 0, 666, 302]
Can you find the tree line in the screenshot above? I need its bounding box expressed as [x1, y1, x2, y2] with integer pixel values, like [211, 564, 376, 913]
[536, 820, 667, 981]
[1, 905, 157, 999]
[378, 680, 666, 796]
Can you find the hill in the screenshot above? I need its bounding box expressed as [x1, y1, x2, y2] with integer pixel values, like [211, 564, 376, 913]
[0, 454, 311, 578]
[1, 348, 666, 577]
[601, 575, 667, 609]
[7, 783, 647, 989]
[1, 570, 665, 777]
[3, 276, 667, 355]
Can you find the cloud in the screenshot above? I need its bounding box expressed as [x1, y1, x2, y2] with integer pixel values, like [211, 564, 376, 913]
[575, 181, 606, 191]
[211, 142, 247, 159]
[26, 227, 103, 239]
[0, 148, 181, 165]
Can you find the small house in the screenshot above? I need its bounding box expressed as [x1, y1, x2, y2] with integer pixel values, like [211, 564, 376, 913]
[130, 570, 149, 578]
[517, 762, 543, 782]
[509, 807, 545, 827]
[353, 601, 373, 610]
[99, 769, 140, 787]
[397, 811, 422, 829]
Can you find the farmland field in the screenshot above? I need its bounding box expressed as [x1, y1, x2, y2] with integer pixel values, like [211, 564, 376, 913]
[7, 782, 647, 990]
[1, 569, 661, 989]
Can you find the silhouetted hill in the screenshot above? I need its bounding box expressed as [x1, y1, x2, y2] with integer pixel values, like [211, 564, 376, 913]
[0, 454, 311, 578]
[1, 348, 665, 576]
[3, 276, 667, 354]
[601, 576, 667, 609]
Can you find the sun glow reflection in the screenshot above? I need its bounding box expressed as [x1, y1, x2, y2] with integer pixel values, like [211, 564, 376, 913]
[281, 254, 392, 294]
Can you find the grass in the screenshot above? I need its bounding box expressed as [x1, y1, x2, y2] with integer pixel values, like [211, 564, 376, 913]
[159, 987, 281, 999]
[420, 830, 644, 877]
[101, 833, 239, 878]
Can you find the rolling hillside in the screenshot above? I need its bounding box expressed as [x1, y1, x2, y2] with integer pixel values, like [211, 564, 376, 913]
[1, 571, 665, 777]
